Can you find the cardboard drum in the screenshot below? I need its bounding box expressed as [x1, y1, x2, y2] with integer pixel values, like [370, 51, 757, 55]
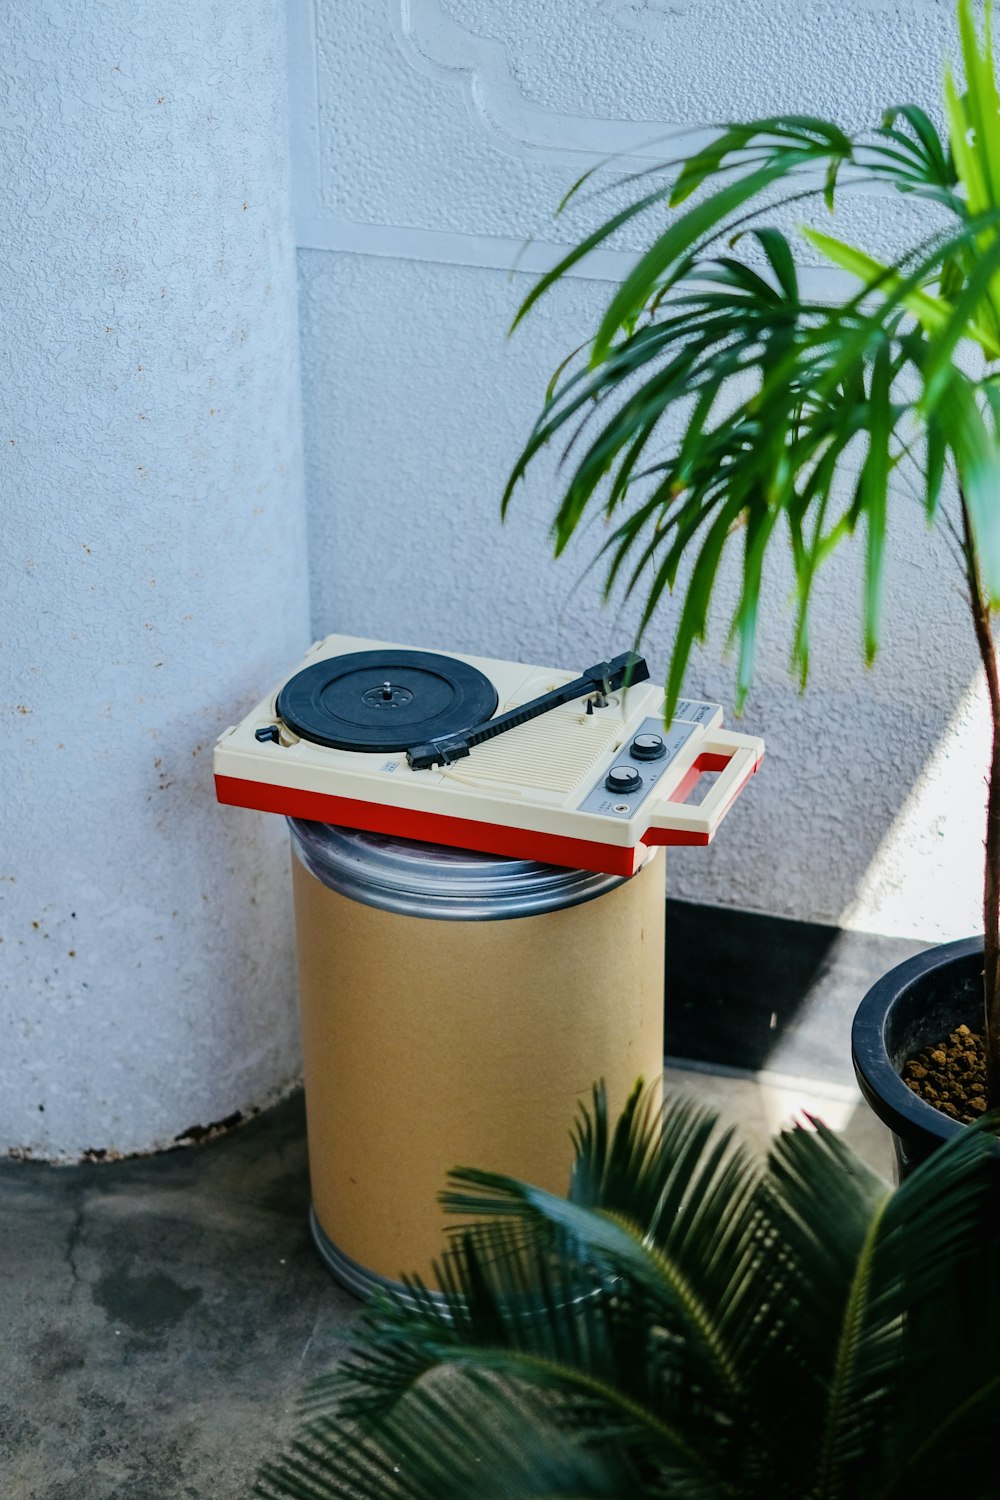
[287, 819, 665, 1296]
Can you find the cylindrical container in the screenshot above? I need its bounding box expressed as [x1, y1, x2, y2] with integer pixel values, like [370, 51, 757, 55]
[288, 820, 665, 1296]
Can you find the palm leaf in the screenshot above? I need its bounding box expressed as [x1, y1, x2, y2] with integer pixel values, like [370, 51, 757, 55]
[502, 5, 1000, 721]
[258, 1088, 1000, 1500]
[257, 1374, 643, 1500]
[444, 1089, 828, 1492]
[861, 338, 892, 663]
[762, 1117, 998, 1499]
[314, 1220, 722, 1459]
[734, 227, 800, 300]
[802, 227, 1000, 358]
[732, 500, 779, 709]
[592, 159, 819, 362]
[877, 105, 953, 189]
[935, 371, 1000, 604]
[510, 185, 675, 335]
[880, 1211, 1000, 1498]
[670, 116, 852, 206]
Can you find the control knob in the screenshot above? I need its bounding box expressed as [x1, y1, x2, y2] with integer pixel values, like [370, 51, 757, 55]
[605, 765, 642, 795]
[631, 732, 666, 761]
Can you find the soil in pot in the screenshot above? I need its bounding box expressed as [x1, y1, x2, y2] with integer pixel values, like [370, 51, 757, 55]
[851, 938, 985, 1176]
[902, 1023, 987, 1123]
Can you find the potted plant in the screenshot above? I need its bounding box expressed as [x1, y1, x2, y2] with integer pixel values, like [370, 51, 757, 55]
[494, 0, 1000, 1168]
[257, 1084, 1000, 1498]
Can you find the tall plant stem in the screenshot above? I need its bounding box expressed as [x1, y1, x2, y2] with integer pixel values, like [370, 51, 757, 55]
[960, 492, 1000, 1105]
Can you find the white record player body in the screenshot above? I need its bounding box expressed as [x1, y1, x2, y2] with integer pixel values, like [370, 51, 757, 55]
[214, 633, 763, 876]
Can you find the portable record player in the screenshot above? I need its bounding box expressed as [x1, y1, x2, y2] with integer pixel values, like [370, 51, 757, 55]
[214, 633, 764, 877]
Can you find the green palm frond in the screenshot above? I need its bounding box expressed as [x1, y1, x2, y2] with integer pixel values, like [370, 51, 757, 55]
[760, 1117, 999, 1498]
[441, 1094, 765, 1413]
[258, 1088, 1000, 1500]
[503, 0, 1000, 717]
[257, 1373, 645, 1500]
[882, 1222, 1000, 1498]
[863, 104, 956, 203]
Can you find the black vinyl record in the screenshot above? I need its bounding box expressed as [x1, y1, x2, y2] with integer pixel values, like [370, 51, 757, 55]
[276, 649, 499, 753]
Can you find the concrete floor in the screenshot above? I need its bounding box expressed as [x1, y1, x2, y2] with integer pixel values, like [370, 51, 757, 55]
[0, 1055, 897, 1500]
[0, 1092, 357, 1500]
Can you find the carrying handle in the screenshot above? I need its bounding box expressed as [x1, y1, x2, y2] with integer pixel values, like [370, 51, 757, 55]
[645, 729, 764, 846]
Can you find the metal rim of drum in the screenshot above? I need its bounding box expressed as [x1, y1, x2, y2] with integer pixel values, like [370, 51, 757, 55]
[309, 1207, 600, 1311]
[309, 1208, 448, 1306]
[275, 649, 500, 752]
[287, 819, 650, 921]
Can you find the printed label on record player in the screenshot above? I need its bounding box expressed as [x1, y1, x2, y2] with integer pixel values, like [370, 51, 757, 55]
[381, 759, 402, 773]
[675, 699, 720, 727]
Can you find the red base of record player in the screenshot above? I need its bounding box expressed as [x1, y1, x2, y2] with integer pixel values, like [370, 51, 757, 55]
[216, 747, 752, 877]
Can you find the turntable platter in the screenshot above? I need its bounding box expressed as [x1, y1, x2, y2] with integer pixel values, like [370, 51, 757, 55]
[275, 649, 500, 752]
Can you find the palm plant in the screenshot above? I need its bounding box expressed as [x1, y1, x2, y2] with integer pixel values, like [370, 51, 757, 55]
[502, 0, 1000, 1103]
[257, 1084, 1000, 1499]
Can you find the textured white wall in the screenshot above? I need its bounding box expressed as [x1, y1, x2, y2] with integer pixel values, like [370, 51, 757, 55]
[1, 1, 310, 1157]
[291, 0, 988, 943]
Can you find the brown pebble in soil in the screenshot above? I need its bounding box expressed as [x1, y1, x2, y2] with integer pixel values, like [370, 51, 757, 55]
[902, 1023, 988, 1124]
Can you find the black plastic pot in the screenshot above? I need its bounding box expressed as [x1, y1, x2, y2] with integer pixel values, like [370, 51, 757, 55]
[852, 936, 985, 1178]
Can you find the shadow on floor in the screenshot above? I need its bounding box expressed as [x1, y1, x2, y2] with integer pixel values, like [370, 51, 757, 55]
[664, 899, 928, 1082]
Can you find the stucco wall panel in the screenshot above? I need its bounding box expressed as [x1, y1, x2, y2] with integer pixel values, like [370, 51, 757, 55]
[1, 1, 309, 1157]
[297, 0, 959, 265]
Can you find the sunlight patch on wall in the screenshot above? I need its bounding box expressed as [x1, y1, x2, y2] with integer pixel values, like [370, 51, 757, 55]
[837, 675, 989, 942]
